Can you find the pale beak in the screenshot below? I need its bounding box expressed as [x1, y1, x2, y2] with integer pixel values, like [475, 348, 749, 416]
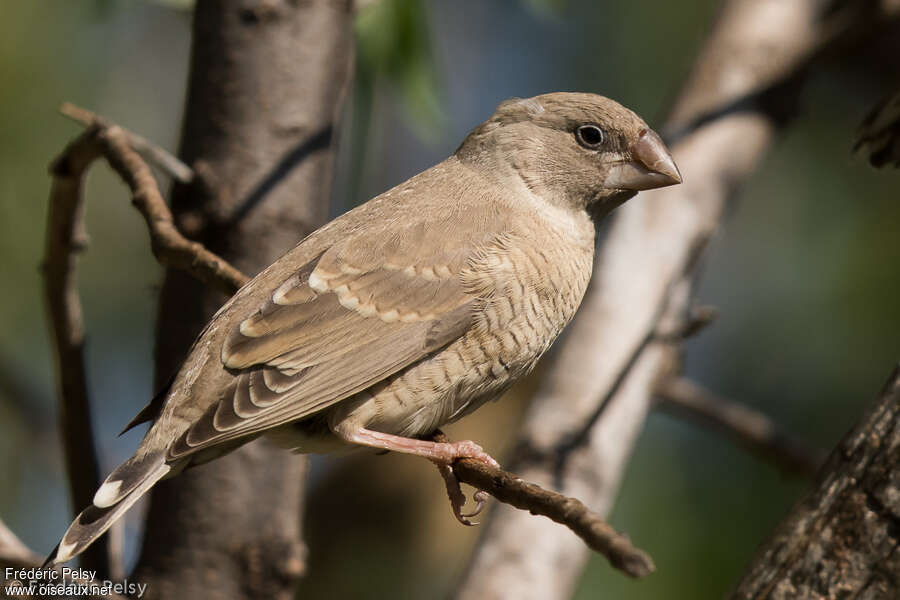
[604, 129, 682, 191]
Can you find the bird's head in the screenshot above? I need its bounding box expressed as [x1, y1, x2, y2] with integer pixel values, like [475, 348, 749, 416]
[457, 92, 681, 216]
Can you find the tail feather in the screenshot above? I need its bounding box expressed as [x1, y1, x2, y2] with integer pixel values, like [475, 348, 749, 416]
[93, 451, 165, 508]
[46, 459, 170, 566]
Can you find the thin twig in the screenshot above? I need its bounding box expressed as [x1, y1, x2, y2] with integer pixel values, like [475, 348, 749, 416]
[655, 377, 826, 476]
[60, 103, 194, 184]
[433, 433, 654, 578]
[43, 111, 248, 577]
[1, 518, 128, 599]
[94, 125, 248, 294]
[0, 518, 44, 570]
[44, 129, 109, 577]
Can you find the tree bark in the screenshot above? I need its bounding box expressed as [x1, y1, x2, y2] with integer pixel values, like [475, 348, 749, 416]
[733, 365, 900, 599]
[132, 1, 353, 598]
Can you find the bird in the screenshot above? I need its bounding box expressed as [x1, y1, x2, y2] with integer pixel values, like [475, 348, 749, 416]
[46, 92, 681, 565]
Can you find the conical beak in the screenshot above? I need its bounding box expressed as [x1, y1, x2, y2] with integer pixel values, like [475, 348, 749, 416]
[604, 128, 682, 191]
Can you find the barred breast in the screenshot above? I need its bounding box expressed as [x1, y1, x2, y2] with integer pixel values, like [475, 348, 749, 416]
[327, 204, 596, 440]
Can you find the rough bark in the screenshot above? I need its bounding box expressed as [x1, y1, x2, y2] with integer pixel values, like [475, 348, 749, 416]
[733, 365, 900, 599]
[132, 1, 353, 598]
[454, 2, 900, 599]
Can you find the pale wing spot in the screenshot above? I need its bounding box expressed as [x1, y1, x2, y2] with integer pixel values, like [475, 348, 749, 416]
[402, 265, 417, 277]
[420, 266, 437, 280]
[381, 309, 400, 322]
[272, 274, 318, 306]
[355, 302, 378, 318]
[338, 293, 360, 310]
[272, 278, 296, 305]
[239, 319, 261, 337]
[435, 265, 453, 278]
[308, 271, 329, 293]
[399, 311, 421, 323]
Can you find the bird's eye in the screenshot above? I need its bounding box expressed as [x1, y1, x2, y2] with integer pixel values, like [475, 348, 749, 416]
[575, 124, 605, 149]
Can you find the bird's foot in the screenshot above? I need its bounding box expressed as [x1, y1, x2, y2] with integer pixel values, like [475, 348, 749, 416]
[332, 424, 500, 468]
[429, 439, 500, 469]
[432, 461, 489, 526]
[330, 424, 498, 524]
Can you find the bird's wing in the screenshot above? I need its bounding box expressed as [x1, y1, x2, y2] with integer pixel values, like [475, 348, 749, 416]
[167, 221, 500, 460]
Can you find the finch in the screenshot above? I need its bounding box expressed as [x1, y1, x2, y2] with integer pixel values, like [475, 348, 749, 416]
[47, 92, 680, 564]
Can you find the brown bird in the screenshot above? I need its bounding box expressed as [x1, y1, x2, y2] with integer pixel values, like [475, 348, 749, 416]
[47, 92, 680, 565]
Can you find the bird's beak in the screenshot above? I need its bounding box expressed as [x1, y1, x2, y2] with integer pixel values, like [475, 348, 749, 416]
[604, 129, 682, 191]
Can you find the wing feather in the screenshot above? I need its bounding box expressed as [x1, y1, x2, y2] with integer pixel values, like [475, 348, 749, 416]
[168, 235, 482, 460]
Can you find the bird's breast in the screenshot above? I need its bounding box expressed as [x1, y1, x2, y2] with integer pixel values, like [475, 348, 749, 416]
[355, 219, 595, 438]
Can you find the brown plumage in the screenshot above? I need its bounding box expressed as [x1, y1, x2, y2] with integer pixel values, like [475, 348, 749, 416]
[47, 92, 681, 564]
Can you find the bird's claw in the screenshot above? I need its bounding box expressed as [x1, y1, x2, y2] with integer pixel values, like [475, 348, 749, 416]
[433, 462, 489, 526]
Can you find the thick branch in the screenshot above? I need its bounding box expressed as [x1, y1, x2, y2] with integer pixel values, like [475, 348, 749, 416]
[656, 377, 826, 476]
[134, 2, 354, 598]
[732, 364, 900, 599]
[455, 2, 900, 598]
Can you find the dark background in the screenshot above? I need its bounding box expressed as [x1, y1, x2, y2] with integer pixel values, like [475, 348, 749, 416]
[1, 1, 898, 598]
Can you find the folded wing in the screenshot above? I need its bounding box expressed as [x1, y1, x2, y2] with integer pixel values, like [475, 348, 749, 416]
[166, 228, 495, 460]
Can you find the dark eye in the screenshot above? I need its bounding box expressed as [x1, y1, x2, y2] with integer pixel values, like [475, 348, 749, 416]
[575, 124, 605, 149]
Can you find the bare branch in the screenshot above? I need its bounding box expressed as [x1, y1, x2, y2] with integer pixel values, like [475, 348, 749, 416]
[432, 433, 653, 578]
[656, 377, 826, 476]
[93, 125, 249, 294]
[44, 129, 109, 577]
[732, 364, 900, 598]
[60, 103, 194, 185]
[0, 518, 127, 599]
[43, 109, 249, 577]
[0, 518, 44, 570]
[455, 2, 900, 598]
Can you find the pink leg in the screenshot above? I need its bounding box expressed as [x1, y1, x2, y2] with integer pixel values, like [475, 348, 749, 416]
[331, 424, 500, 468]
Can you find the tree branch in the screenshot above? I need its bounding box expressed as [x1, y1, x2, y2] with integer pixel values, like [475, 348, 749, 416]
[133, 2, 354, 597]
[0, 518, 44, 571]
[455, 2, 900, 598]
[0, 518, 127, 600]
[44, 128, 109, 579]
[43, 107, 249, 578]
[432, 433, 653, 578]
[655, 377, 826, 477]
[732, 364, 900, 599]
[60, 102, 194, 185]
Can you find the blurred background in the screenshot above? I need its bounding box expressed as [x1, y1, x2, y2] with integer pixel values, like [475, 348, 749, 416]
[1, 0, 898, 598]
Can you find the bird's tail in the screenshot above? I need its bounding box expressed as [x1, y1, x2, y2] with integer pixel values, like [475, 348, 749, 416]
[45, 452, 170, 566]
